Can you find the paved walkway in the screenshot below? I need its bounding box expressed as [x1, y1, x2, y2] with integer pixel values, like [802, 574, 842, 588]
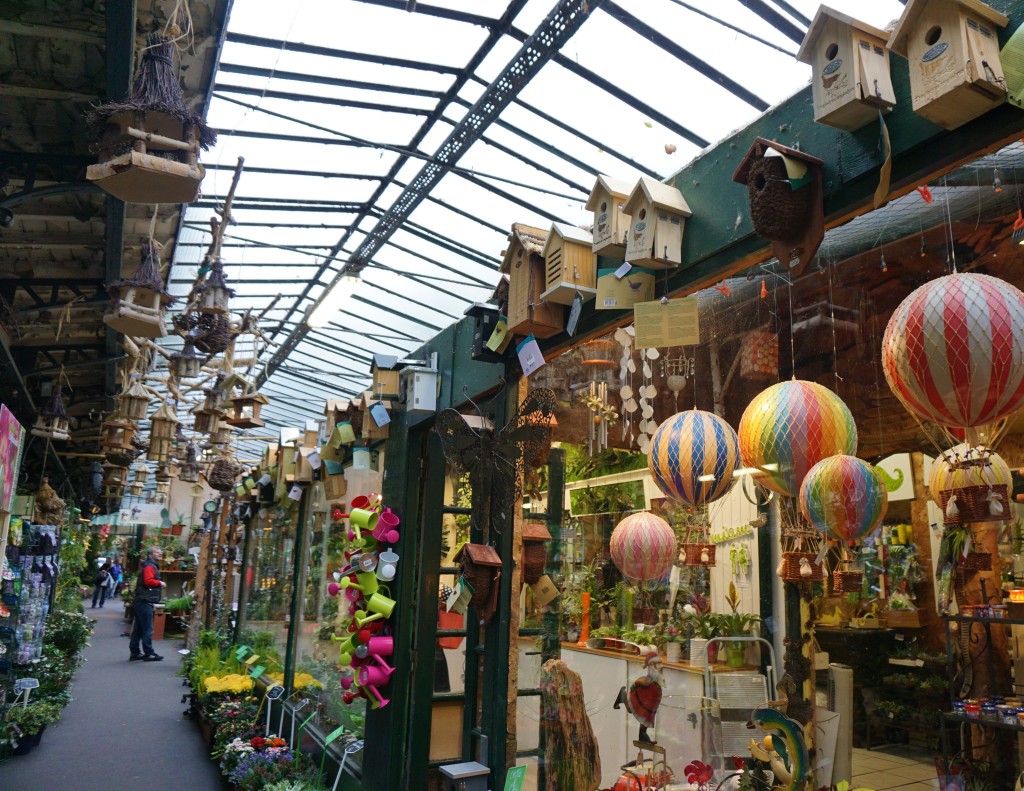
[0, 604, 223, 790]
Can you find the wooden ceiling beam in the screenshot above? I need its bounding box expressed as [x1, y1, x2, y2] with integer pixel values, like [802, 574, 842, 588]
[0, 20, 105, 46]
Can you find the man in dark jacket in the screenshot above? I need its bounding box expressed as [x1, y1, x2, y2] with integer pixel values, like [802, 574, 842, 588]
[129, 546, 166, 662]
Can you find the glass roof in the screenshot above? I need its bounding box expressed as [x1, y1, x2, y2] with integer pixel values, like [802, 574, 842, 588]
[165, 0, 907, 459]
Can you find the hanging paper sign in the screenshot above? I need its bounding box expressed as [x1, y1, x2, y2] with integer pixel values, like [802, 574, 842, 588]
[516, 334, 545, 377]
[235, 484, 246, 497]
[531, 575, 559, 607]
[369, 402, 391, 428]
[566, 292, 583, 337]
[288, 485, 303, 501]
[486, 315, 512, 353]
[634, 297, 699, 348]
[446, 576, 474, 614]
[258, 473, 272, 487]
[307, 450, 322, 470]
[597, 267, 654, 310]
[613, 261, 633, 279]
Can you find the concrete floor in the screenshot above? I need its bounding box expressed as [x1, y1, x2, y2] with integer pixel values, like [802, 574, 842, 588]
[0, 605, 223, 790]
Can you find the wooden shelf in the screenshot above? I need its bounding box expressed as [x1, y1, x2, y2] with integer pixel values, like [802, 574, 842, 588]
[943, 614, 1024, 626]
[943, 712, 1024, 733]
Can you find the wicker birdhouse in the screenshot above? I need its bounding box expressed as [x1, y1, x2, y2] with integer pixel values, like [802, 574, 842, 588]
[101, 411, 137, 452]
[622, 177, 691, 269]
[132, 462, 149, 485]
[501, 224, 563, 338]
[119, 379, 152, 421]
[86, 34, 215, 204]
[226, 390, 269, 429]
[586, 175, 633, 257]
[208, 456, 239, 492]
[198, 257, 234, 316]
[104, 241, 175, 338]
[147, 401, 179, 463]
[796, 7, 897, 131]
[733, 138, 825, 275]
[521, 522, 552, 586]
[31, 387, 70, 441]
[170, 339, 203, 379]
[888, 0, 1008, 130]
[540, 223, 598, 306]
[453, 543, 503, 625]
[178, 443, 201, 483]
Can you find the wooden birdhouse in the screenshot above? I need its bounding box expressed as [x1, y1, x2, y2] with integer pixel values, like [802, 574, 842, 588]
[888, 0, 1009, 130]
[211, 421, 234, 446]
[540, 223, 598, 306]
[622, 177, 692, 269]
[198, 258, 234, 315]
[796, 6, 897, 131]
[102, 412, 137, 452]
[147, 402, 179, 463]
[178, 443, 201, 483]
[170, 339, 203, 379]
[128, 481, 144, 498]
[586, 175, 633, 257]
[501, 224, 563, 338]
[192, 404, 219, 435]
[119, 379, 151, 421]
[464, 302, 505, 363]
[360, 391, 392, 441]
[521, 522, 552, 586]
[370, 354, 401, 400]
[105, 241, 175, 338]
[227, 390, 270, 429]
[86, 34, 214, 204]
[101, 463, 128, 496]
[733, 138, 825, 275]
[132, 463, 149, 485]
[31, 387, 70, 441]
[453, 543, 503, 625]
[155, 464, 172, 483]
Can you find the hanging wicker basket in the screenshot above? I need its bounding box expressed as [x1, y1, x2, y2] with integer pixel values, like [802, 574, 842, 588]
[833, 569, 863, 594]
[939, 484, 1008, 525]
[781, 551, 825, 582]
[680, 543, 716, 567]
[961, 551, 993, 572]
[746, 155, 813, 242]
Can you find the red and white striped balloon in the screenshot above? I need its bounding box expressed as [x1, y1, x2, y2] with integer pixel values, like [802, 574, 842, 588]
[609, 511, 676, 584]
[882, 273, 1024, 430]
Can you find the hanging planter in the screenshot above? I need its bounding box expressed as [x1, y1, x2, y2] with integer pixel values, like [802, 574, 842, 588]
[104, 241, 176, 338]
[169, 339, 203, 379]
[30, 387, 70, 441]
[86, 33, 215, 204]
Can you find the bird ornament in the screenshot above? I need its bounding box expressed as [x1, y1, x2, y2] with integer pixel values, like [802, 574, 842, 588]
[747, 705, 808, 791]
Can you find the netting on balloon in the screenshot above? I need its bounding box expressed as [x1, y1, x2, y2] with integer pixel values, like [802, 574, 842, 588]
[780, 512, 825, 583]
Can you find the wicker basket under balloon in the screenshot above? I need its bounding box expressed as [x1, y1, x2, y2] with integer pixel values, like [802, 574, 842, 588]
[939, 484, 1008, 525]
[961, 551, 993, 572]
[833, 569, 863, 594]
[680, 543, 715, 566]
[780, 523, 824, 582]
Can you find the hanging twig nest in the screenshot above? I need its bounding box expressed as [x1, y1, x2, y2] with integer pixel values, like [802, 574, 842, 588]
[34, 477, 65, 526]
[208, 457, 239, 491]
[173, 312, 232, 356]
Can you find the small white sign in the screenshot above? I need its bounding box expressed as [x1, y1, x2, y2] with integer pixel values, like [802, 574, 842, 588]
[614, 261, 632, 279]
[288, 484, 303, 501]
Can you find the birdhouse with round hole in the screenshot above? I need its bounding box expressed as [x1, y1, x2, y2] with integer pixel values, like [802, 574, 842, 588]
[501, 224, 564, 338]
[227, 390, 270, 429]
[796, 6, 897, 131]
[170, 339, 203, 379]
[102, 411, 137, 452]
[586, 175, 633, 257]
[888, 0, 1008, 130]
[540, 223, 597, 306]
[119, 379, 151, 421]
[622, 177, 691, 269]
[104, 241, 175, 338]
[30, 387, 70, 441]
[147, 401, 179, 463]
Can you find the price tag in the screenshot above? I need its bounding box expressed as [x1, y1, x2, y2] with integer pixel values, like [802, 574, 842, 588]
[235, 646, 252, 661]
[308, 450, 322, 470]
[245, 653, 261, 665]
[369, 402, 391, 428]
[249, 664, 266, 679]
[566, 292, 583, 337]
[505, 765, 528, 791]
[516, 334, 545, 377]
[288, 485, 303, 502]
[13, 678, 38, 694]
[324, 724, 347, 745]
[613, 262, 632, 279]
[486, 316, 511, 353]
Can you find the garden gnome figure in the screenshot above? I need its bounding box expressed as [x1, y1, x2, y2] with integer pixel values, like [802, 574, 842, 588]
[614, 648, 663, 744]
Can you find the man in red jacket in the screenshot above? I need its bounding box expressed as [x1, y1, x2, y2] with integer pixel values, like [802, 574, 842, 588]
[129, 546, 167, 662]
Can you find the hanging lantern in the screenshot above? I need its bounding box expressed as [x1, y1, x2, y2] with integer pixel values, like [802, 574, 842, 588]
[170, 339, 203, 379]
[104, 241, 176, 338]
[929, 443, 1011, 524]
[147, 401, 179, 463]
[178, 443, 201, 483]
[648, 410, 740, 507]
[883, 273, 1024, 440]
[226, 390, 270, 429]
[198, 258, 234, 315]
[738, 380, 858, 497]
[31, 387, 70, 441]
[128, 481, 144, 497]
[609, 511, 676, 584]
[132, 462, 149, 485]
[101, 410, 137, 452]
[119, 379, 151, 421]
[799, 455, 888, 543]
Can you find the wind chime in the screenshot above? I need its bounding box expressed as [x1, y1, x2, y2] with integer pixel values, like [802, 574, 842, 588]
[578, 339, 618, 455]
[661, 354, 695, 411]
[31, 384, 70, 441]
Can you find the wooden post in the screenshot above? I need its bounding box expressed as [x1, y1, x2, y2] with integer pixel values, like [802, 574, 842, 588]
[187, 517, 214, 649]
[910, 452, 942, 651]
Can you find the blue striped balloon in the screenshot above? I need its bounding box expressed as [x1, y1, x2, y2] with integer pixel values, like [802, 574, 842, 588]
[648, 410, 740, 507]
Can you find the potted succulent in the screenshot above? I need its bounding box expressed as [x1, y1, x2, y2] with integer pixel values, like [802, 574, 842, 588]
[718, 582, 762, 668]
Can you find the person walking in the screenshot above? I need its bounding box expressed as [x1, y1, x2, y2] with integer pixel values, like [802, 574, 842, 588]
[129, 547, 166, 662]
[109, 558, 122, 598]
[91, 561, 112, 609]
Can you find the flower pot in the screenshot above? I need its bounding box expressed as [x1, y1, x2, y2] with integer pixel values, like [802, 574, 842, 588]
[665, 642, 681, 663]
[726, 641, 746, 668]
[707, 641, 719, 664]
[689, 638, 708, 667]
[171, 523, 184, 536]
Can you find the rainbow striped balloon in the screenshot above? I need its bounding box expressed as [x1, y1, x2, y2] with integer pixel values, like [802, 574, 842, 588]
[738, 380, 858, 498]
[928, 443, 1011, 504]
[610, 511, 676, 584]
[883, 273, 1024, 430]
[799, 455, 888, 543]
[648, 410, 740, 507]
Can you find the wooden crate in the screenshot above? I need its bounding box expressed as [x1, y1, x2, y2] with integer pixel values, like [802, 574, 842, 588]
[888, 0, 1008, 130]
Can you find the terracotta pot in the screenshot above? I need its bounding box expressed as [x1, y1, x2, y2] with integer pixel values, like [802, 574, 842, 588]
[171, 523, 184, 536]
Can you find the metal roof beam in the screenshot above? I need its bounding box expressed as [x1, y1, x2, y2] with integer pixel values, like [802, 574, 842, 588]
[217, 63, 447, 100]
[352, 1, 499, 28]
[397, 217, 501, 270]
[734, 0, 806, 44]
[225, 31, 462, 75]
[215, 83, 430, 115]
[212, 129, 371, 148]
[454, 170, 570, 224]
[310, 326, 411, 356]
[204, 163, 383, 182]
[374, 238, 496, 288]
[322, 313, 422, 344]
[274, 368, 361, 396]
[601, 3, 768, 110]
[191, 199, 366, 213]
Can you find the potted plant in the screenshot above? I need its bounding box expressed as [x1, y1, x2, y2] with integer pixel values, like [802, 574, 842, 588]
[5, 698, 63, 754]
[718, 582, 762, 668]
[664, 624, 684, 663]
[681, 593, 721, 667]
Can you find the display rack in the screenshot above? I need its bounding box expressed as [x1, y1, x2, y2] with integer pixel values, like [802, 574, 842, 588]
[1, 522, 61, 667]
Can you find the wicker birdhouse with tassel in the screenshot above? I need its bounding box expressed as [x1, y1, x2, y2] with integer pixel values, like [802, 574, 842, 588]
[104, 241, 175, 338]
[170, 339, 203, 379]
[31, 387, 70, 441]
[178, 443, 201, 483]
[86, 33, 215, 204]
[147, 401, 179, 463]
[119, 378, 151, 421]
[198, 257, 234, 316]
